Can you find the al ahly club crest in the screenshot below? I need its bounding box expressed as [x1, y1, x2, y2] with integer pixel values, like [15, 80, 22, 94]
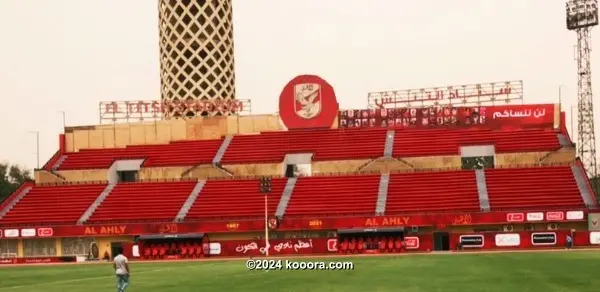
[294, 83, 322, 119]
[268, 217, 279, 230]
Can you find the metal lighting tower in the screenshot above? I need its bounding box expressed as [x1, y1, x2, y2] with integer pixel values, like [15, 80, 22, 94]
[567, 0, 599, 179]
[259, 177, 272, 256]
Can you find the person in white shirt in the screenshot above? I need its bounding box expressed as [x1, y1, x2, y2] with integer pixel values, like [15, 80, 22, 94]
[113, 247, 130, 292]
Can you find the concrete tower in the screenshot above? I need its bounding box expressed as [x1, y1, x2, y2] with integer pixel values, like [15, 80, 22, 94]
[158, 0, 236, 118]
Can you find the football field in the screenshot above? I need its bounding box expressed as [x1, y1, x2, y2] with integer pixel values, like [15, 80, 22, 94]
[0, 250, 598, 292]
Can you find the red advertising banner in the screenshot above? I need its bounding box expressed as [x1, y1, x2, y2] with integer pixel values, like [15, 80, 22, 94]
[0, 209, 588, 239]
[0, 256, 77, 265]
[338, 104, 555, 130]
[210, 238, 336, 257]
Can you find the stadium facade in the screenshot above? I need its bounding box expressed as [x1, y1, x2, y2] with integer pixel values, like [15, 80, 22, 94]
[0, 0, 599, 264]
[0, 74, 598, 263]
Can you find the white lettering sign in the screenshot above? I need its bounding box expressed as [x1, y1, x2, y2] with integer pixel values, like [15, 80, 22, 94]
[566, 211, 584, 220]
[209, 243, 221, 255]
[495, 233, 521, 247]
[527, 212, 544, 222]
[590, 232, 600, 244]
[20, 229, 35, 237]
[4, 229, 19, 238]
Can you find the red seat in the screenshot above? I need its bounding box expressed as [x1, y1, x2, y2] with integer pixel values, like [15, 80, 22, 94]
[349, 239, 356, 253]
[221, 128, 388, 164]
[87, 181, 197, 223]
[394, 238, 403, 251]
[185, 179, 286, 220]
[486, 166, 586, 210]
[379, 238, 387, 252]
[340, 240, 349, 254]
[58, 139, 224, 170]
[392, 128, 561, 157]
[285, 175, 380, 216]
[387, 239, 394, 251]
[357, 238, 364, 252]
[0, 183, 106, 225]
[386, 170, 480, 213]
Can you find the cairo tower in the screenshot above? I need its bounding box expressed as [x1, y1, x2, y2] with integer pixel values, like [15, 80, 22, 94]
[158, 0, 236, 118]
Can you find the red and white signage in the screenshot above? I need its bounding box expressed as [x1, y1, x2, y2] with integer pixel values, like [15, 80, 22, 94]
[546, 211, 565, 221]
[527, 212, 544, 222]
[20, 229, 36, 237]
[279, 75, 339, 130]
[341, 103, 555, 130]
[215, 238, 335, 257]
[566, 211, 584, 220]
[404, 237, 420, 249]
[0, 257, 77, 265]
[327, 239, 338, 252]
[37, 228, 54, 237]
[4, 229, 19, 238]
[235, 239, 313, 255]
[495, 234, 521, 247]
[531, 232, 557, 246]
[590, 232, 600, 244]
[208, 243, 221, 255]
[459, 235, 484, 248]
[506, 213, 525, 222]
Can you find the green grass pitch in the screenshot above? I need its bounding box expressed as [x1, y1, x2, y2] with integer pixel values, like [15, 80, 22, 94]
[0, 251, 598, 292]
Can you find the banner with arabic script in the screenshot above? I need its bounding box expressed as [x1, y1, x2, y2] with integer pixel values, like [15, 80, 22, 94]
[211, 238, 336, 256]
[338, 104, 556, 130]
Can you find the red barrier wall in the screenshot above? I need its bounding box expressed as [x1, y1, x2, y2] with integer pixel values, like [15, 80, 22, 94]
[208, 231, 594, 257]
[447, 231, 588, 250]
[0, 256, 77, 265]
[208, 238, 337, 257]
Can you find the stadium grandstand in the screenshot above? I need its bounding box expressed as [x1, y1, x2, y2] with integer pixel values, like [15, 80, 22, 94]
[0, 75, 597, 262]
[0, 0, 599, 265]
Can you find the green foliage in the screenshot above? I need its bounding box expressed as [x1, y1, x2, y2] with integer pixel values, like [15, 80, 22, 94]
[0, 162, 32, 203]
[591, 176, 600, 197]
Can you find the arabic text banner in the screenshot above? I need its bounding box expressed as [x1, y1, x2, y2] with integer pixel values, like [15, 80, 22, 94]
[338, 104, 555, 130]
[211, 238, 336, 256]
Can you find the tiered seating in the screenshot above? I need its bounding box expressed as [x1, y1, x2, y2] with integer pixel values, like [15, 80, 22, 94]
[185, 178, 287, 219]
[0, 183, 106, 225]
[87, 181, 198, 223]
[485, 166, 585, 210]
[58, 139, 224, 170]
[393, 128, 561, 157]
[285, 175, 380, 216]
[221, 128, 388, 164]
[386, 170, 480, 213]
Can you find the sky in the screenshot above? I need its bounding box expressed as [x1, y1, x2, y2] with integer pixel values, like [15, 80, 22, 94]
[0, 0, 597, 171]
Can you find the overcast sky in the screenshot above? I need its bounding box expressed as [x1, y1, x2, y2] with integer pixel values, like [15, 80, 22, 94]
[0, 0, 596, 171]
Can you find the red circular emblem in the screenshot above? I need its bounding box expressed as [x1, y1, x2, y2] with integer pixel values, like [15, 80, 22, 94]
[278, 75, 339, 129]
[268, 217, 279, 230]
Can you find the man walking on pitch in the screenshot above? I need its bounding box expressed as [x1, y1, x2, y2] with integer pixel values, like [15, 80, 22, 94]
[113, 247, 130, 292]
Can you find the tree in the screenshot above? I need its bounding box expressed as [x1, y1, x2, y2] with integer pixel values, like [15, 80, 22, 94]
[0, 162, 32, 203]
[591, 176, 600, 199]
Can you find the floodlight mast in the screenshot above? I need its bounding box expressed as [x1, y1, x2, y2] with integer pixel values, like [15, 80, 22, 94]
[566, 0, 599, 180]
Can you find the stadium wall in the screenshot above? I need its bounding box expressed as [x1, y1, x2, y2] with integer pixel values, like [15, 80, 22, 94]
[35, 149, 575, 184]
[64, 115, 286, 152]
[0, 223, 593, 263]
